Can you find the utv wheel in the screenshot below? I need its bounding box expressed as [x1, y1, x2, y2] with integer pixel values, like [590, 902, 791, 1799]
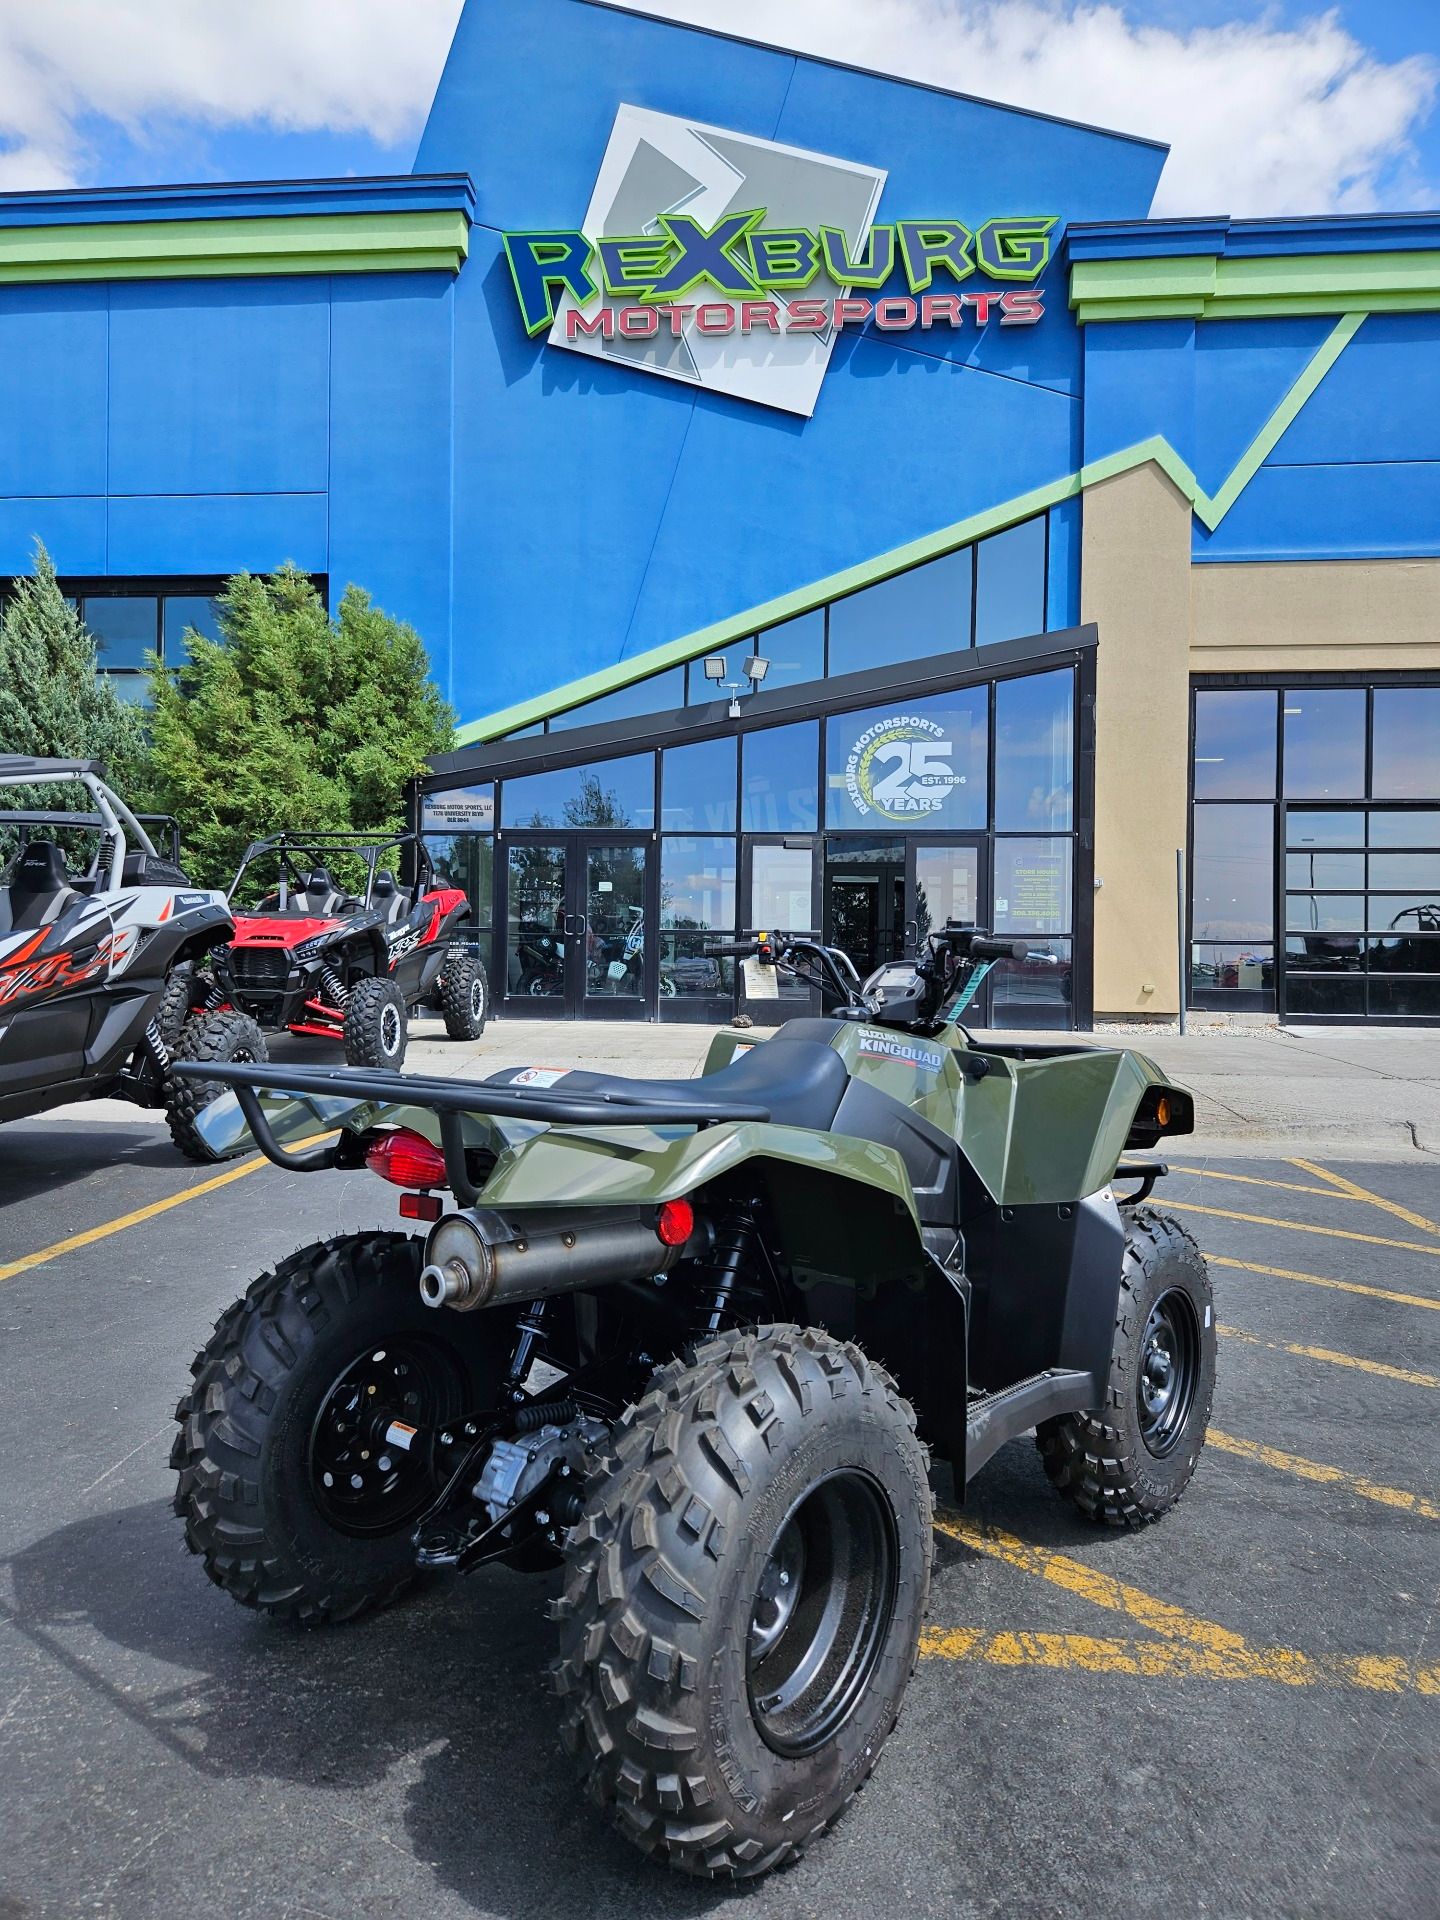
[440, 945, 488, 1040]
[1036, 1207, 1216, 1527]
[171, 1232, 505, 1624]
[344, 975, 408, 1069]
[156, 962, 199, 1050]
[165, 1008, 267, 1162]
[553, 1326, 933, 1880]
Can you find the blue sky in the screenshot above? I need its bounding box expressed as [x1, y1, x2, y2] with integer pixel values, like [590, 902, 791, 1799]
[0, 1, 1435, 218]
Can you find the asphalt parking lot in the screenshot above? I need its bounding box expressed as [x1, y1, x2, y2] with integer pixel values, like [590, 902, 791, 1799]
[1, 1111, 1436, 1919]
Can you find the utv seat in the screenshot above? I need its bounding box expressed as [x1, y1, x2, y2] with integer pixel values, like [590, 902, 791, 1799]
[298, 866, 340, 914]
[0, 840, 80, 936]
[486, 1033, 849, 1134]
[369, 870, 408, 921]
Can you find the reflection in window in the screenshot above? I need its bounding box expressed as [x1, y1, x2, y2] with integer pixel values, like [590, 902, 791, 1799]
[1287, 975, 1364, 1016]
[913, 844, 979, 945]
[1372, 688, 1440, 798]
[501, 754, 655, 829]
[825, 689, 987, 833]
[1285, 851, 1362, 890]
[661, 736, 736, 832]
[162, 595, 223, 657]
[1286, 894, 1365, 932]
[1191, 944, 1274, 991]
[1286, 810, 1365, 848]
[974, 516, 1046, 648]
[1285, 935, 1360, 972]
[993, 837, 1071, 936]
[1191, 804, 1273, 939]
[994, 670, 1073, 829]
[85, 596, 159, 669]
[1369, 810, 1440, 848]
[1370, 852, 1440, 891]
[550, 666, 685, 732]
[423, 833, 494, 926]
[661, 833, 737, 1002]
[755, 608, 824, 692]
[741, 722, 818, 832]
[991, 938, 1072, 1029]
[1283, 689, 1364, 798]
[1193, 690, 1276, 798]
[827, 550, 972, 679]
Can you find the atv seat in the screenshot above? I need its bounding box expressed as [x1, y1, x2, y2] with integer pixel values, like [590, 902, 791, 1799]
[0, 839, 79, 935]
[298, 866, 340, 914]
[370, 870, 408, 921]
[486, 1033, 849, 1134]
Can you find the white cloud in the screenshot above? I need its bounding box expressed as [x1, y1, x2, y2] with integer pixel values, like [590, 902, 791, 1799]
[0, 0, 1430, 215]
[0, 0, 465, 188]
[628, 1, 1438, 216]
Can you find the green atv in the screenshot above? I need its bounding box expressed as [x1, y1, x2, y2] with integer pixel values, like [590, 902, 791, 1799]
[170, 923, 1214, 1880]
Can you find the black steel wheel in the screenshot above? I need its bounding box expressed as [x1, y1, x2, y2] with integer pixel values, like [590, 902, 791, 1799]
[309, 1336, 465, 1536]
[1037, 1206, 1216, 1527]
[553, 1325, 931, 1880]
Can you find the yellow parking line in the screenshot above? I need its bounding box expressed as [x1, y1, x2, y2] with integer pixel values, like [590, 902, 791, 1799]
[1207, 1252, 1440, 1313]
[1170, 1200, 1440, 1260]
[918, 1625, 1440, 1693]
[1208, 1429, 1440, 1521]
[1166, 1164, 1343, 1199]
[0, 1157, 266, 1283]
[1218, 1323, 1440, 1389]
[1289, 1158, 1440, 1240]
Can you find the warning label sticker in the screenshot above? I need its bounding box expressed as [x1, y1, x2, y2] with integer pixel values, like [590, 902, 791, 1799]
[512, 1066, 570, 1088]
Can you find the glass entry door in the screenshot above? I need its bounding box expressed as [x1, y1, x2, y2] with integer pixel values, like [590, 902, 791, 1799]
[501, 834, 652, 1017]
[743, 836, 817, 1019]
[908, 839, 989, 1016]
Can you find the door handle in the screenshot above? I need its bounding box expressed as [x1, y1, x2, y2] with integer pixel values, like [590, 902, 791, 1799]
[563, 912, 587, 938]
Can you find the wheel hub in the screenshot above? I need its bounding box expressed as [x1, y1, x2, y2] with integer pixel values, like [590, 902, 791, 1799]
[1136, 1289, 1201, 1458]
[380, 1003, 401, 1055]
[309, 1340, 451, 1535]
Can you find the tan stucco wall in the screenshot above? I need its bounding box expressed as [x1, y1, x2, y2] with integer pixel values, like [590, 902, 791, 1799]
[1082, 463, 1193, 1016]
[1191, 558, 1440, 672]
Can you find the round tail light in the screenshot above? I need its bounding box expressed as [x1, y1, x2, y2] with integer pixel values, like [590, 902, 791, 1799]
[656, 1198, 695, 1247]
[365, 1127, 448, 1190]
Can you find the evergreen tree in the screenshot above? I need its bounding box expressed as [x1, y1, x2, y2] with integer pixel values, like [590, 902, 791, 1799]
[0, 542, 149, 863]
[144, 564, 454, 888]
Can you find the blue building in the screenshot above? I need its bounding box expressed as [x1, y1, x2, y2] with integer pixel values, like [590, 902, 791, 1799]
[0, 0, 1436, 1026]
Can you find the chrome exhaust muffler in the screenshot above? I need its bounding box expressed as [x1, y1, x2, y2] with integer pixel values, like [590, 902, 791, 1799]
[419, 1207, 691, 1311]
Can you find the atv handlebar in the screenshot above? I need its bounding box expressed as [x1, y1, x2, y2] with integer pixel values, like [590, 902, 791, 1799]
[968, 936, 1032, 963]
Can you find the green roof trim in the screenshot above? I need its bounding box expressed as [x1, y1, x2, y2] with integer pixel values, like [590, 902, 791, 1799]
[0, 210, 470, 285]
[454, 311, 1362, 746]
[1069, 248, 1440, 323]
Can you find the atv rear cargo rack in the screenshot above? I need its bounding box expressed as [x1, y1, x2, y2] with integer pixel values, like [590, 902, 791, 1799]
[171, 1059, 772, 1198]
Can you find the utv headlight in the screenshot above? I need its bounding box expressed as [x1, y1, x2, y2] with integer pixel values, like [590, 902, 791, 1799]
[293, 934, 331, 960]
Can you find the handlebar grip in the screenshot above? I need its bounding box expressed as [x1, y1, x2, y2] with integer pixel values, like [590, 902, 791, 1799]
[971, 936, 1031, 962]
[705, 941, 759, 958]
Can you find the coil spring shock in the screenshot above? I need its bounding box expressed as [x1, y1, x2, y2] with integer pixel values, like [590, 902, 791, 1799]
[145, 1019, 171, 1071]
[319, 962, 350, 1010]
[692, 1207, 761, 1337]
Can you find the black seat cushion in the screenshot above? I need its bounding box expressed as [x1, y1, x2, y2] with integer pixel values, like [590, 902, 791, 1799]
[0, 840, 78, 934]
[300, 866, 338, 914]
[486, 1035, 850, 1133]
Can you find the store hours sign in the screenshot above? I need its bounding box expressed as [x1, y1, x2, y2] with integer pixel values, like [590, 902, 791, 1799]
[502, 104, 1057, 417]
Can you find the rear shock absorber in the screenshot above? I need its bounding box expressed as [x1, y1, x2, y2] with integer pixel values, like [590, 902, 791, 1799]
[691, 1207, 761, 1337]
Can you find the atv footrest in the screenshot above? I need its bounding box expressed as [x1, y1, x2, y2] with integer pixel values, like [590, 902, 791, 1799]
[963, 1368, 1094, 1483]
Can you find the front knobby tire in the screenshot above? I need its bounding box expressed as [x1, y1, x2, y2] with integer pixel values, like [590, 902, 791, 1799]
[1036, 1207, 1216, 1527]
[344, 975, 408, 1069]
[440, 945, 488, 1040]
[165, 1008, 267, 1161]
[552, 1326, 933, 1880]
[171, 1232, 501, 1625]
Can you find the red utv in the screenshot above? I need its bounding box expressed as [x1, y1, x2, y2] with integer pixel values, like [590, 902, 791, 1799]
[211, 831, 487, 1069]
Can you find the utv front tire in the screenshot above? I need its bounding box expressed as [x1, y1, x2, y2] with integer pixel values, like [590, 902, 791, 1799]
[553, 1326, 933, 1879]
[165, 1008, 267, 1162]
[171, 1232, 498, 1625]
[440, 944, 488, 1040]
[344, 974, 408, 1068]
[1036, 1207, 1215, 1527]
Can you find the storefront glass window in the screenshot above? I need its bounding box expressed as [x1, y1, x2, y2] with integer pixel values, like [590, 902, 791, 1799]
[756, 608, 825, 693]
[974, 517, 1046, 648]
[424, 834, 494, 928]
[1286, 809, 1365, 848]
[826, 550, 972, 679]
[1370, 810, 1440, 847]
[994, 669, 1073, 829]
[162, 595, 223, 656]
[991, 939, 1072, 1029]
[1283, 689, 1365, 798]
[741, 722, 818, 832]
[501, 753, 655, 829]
[1193, 690, 1276, 798]
[1192, 944, 1274, 993]
[85, 595, 159, 669]
[661, 735, 737, 831]
[824, 688, 987, 832]
[993, 837, 1071, 936]
[1191, 804, 1273, 939]
[1372, 688, 1440, 798]
[550, 667, 685, 732]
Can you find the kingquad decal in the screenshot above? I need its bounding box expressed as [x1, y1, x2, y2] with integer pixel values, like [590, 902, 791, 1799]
[856, 1031, 944, 1072]
[501, 104, 1057, 417]
[845, 712, 966, 822]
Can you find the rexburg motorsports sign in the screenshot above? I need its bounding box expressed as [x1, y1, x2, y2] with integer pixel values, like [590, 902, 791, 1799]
[503, 105, 1057, 416]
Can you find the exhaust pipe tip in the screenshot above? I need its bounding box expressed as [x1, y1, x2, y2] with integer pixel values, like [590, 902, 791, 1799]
[420, 1259, 467, 1309]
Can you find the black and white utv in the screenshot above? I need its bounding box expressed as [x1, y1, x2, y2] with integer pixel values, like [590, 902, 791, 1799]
[0, 757, 266, 1159]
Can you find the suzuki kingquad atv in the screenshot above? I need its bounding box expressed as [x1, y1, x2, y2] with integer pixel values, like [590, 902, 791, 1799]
[213, 829, 486, 1068]
[170, 924, 1214, 1880]
[0, 757, 267, 1160]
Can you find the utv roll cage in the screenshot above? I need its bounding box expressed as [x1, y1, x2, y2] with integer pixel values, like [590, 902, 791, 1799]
[229, 829, 438, 911]
[0, 756, 172, 888]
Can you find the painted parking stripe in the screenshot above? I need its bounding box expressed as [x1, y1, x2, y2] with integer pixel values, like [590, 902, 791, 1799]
[1206, 1252, 1440, 1313]
[918, 1625, 1440, 1693]
[1208, 1429, 1440, 1521]
[1288, 1157, 1440, 1240]
[0, 1157, 267, 1284]
[1170, 1200, 1440, 1260]
[1219, 1323, 1440, 1389]
[1167, 1164, 1346, 1200]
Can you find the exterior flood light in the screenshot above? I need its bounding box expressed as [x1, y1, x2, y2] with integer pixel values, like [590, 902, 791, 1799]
[703, 656, 728, 681]
[744, 655, 770, 684]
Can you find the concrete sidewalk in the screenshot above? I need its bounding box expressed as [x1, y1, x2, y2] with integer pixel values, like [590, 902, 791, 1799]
[58, 1015, 1440, 1158]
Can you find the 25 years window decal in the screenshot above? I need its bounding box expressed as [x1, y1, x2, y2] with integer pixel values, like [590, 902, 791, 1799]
[501, 105, 1057, 418]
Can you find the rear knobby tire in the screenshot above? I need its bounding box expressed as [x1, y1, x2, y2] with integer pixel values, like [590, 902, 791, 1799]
[171, 1232, 501, 1625]
[1036, 1206, 1215, 1527]
[344, 974, 408, 1068]
[552, 1325, 933, 1880]
[165, 1008, 267, 1161]
[440, 944, 488, 1040]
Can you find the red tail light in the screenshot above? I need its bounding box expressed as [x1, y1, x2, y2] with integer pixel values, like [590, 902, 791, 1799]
[365, 1128, 448, 1190]
[656, 1198, 695, 1247]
